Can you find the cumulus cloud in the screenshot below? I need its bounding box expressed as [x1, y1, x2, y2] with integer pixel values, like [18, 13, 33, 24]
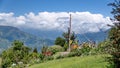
[0, 12, 113, 34]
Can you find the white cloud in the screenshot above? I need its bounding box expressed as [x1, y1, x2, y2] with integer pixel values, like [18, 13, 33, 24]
[0, 12, 113, 34]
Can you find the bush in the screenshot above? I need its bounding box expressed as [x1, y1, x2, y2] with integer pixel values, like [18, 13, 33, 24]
[44, 56, 54, 61]
[39, 53, 45, 61]
[53, 52, 61, 59]
[55, 55, 64, 59]
[1, 56, 12, 68]
[27, 53, 41, 65]
[1, 40, 31, 68]
[48, 45, 64, 54]
[80, 43, 92, 56]
[89, 48, 99, 55]
[53, 52, 67, 59]
[70, 49, 82, 57]
[55, 37, 65, 47]
[64, 42, 68, 51]
[68, 52, 77, 57]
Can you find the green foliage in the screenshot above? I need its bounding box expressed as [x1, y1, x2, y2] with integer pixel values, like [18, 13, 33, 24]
[44, 56, 54, 61]
[53, 52, 68, 59]
[55, 37, 65, 47]
[41, 46, 48, 54]
[62, 32, 78, 51]
[69, 49, 82, 57]
[48, 45, 64, 54]
[108, 0, 120, 21]
[80, 43, 92, 56]
[39, 53, 45, 61]
[107, 0, 120, 68]
[33, 48, 38, 53]
[1, 40, 31, 68]
[98, 40, 111, 54]
[28, 53, 41, 65]
[40, 46, 55, 61]
[62, 32, 77, 42]
[68, 52, 80, 57]
[63, 42, 68, 51]
[107, 27, 120, 68]
[70, 32, 77, 42]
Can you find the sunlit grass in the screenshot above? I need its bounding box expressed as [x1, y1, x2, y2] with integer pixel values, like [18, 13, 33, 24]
[0, 58, 1, 66]
[29, 55, 109, 68]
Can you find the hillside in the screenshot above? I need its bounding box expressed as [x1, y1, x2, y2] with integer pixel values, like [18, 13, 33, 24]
[21, 28, 109, 43]
[77, 30, 109, 43]
[0, 26, 54, 52]
[29, 55, 108, 68]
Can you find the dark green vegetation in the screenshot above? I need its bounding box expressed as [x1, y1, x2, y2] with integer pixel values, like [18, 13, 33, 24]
[1, 40, 49, 68]
[55, 32, 78, 51]
[106, 0, 120, 68]
[0, 26, 53, 52]
[0, 41, 57, 67]
[1, 40, 31, 68]
[0, 58, 1, 66]
[1, 38, 108, 68]
[55, 37, 65, 47]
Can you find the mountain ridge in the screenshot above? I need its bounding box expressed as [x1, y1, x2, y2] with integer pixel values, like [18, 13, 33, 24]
[21, 28, 109, 43]
[0, 25, 54, 52]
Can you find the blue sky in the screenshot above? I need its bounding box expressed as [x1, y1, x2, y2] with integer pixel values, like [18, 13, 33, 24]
[0, 0, 114, 17]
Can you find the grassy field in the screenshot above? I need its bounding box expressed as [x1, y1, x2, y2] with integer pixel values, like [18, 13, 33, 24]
[29, 55, 109, 68]
[0, 58, 1, 66]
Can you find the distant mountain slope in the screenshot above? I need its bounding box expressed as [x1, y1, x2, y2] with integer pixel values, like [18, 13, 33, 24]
[0, 26, 54, 52]
[77, 30, 109, 43]
[20, 28, 62, 40]
[21, 28, 109, 44]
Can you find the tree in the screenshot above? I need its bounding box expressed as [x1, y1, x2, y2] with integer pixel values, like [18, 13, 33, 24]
[41, 46, 48, 54]
[33, 47, 38, 53]
[1, 40, 31, 68]
[107, 0, 120, 68]
[62, 32, 77, 44]
[61, 32, 78, 51]
[55, 37, 65, 47]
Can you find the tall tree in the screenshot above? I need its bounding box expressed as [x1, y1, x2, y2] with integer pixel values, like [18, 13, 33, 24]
[108, 0, 120, 68]
[62, 32, 77, 44]
[55, 37, 65, 47]
[62, 32, 77, 51]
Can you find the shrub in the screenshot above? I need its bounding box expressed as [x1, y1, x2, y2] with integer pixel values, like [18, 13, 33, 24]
[68, 52, 77, 57]
[28, 52, 41, 65]
[53, 52, 61, 59]
[63, 42, 68, 51]
[44, 56, 54, 61]
[48, 45, 64, 54]
[1, 40, 31, 68]
[39, 53, 45, 61]
[89, 48, 99, 55]
[97, 40, 111, 54]
[68, 49, 82, 57]
[55, 55, 64, 59]
[53, 52, 66, 59]
[55, 37, 65, 47]
[80, 43, 92, 56]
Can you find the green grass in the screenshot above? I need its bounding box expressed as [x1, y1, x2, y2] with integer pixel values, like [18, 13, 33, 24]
[0, 58, 1, 66]
[29, 55, 109, 68]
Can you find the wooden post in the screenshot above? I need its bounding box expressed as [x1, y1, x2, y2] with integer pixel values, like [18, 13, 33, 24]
[68, 14, 71, 52]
